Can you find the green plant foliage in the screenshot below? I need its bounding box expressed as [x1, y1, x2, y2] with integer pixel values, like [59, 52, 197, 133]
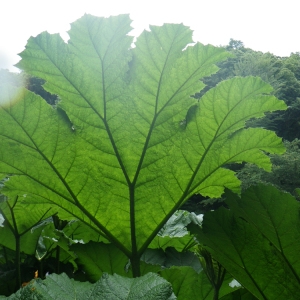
[149, 210, 201, 251]
[0, 198, 52, 254]
[71, 242, 132, 281]
[237, 139, 300, 198]
[233, 52, 283, 94]
[39, 218, 104, 258]
[190, 184, 300, 299]
[199, 43, 300, 141]
[160, 266, 241, 300]
[220, 289, 258, 300]
[233, 51, 300, 141]
[97, 272, 176, 300]
[141, 247, 202, 273]
[0, 196, 53, 289]
[0, 208, 100, 293]
[0, 14, 287, 280]
[2, 272, 174, 300]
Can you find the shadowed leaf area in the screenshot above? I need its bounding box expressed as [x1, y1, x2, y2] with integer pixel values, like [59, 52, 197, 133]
[189, 184, 300, 300]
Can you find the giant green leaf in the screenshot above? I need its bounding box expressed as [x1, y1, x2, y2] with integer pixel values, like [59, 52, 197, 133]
[190, 185, 300, 299]
[0, 14, 286, 273]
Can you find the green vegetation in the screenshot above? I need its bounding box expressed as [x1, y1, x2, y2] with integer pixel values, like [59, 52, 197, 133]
[0, 14, 299, 299]
[190, 185, 300, 299]
[237, 139, 300, 199]
[199, 39, 300, 141]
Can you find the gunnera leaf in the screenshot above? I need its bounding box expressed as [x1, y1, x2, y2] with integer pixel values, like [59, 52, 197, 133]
[190, 185, 300, 299]
[0, 14, 286, 262]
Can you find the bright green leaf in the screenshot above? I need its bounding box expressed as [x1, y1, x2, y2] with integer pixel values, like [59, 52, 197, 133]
[0, 14, 286, 268]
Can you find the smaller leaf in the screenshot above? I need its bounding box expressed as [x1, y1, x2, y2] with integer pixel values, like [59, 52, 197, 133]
[97, 272, 175, 300]
[141, 247, 202, 273]
[158, 210, 202, 237]
[150, 211, 202, 251]
[161, 266, 241, 300]
[6, 272, 175, 299]
[61, 219, 105, 244]
[35, 236, 48, 261]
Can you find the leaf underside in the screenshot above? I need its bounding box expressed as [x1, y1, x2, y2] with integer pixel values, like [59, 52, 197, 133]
[0, 14, 286, 256]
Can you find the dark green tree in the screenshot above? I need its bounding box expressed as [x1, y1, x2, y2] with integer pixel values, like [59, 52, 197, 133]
[197, 42, 300, 141]
[237, 139, 300, 199]
[226, 38, 244, 50]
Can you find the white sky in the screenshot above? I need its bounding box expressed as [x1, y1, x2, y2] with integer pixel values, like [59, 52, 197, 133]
[1, 0, 299, 72]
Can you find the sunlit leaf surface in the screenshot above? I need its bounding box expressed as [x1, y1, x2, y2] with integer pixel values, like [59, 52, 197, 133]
[0, 14, 286, 258]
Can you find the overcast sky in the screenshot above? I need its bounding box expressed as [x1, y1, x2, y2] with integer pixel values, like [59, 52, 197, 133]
[1, 0, 299, 72]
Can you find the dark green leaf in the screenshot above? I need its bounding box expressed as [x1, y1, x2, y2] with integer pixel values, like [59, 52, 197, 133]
[191, 185, 300, 299]
[141, 247, 202, 273]
[160, 266, 240, 300]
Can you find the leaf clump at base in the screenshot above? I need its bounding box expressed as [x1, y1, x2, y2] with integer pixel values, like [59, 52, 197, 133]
[3, 272, 174, 300]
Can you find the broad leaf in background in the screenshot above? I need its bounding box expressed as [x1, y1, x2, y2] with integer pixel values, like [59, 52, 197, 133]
[2, 272, 175, 300]
[71, 242, 132, 281]
[220, 289, 258, 300]
[141, 247, 202, 273]
[190, 185, 300, 299]
[39, 219, 103, 262]
[0, 196, 53, 288]
[0, 14, 286, 276]
[0, 197, 52, 254]
[60, 219, 103, 244]
[71, 241, 202, 281]
[160, 266, 241, 300]
[149, 210, 202, 251]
